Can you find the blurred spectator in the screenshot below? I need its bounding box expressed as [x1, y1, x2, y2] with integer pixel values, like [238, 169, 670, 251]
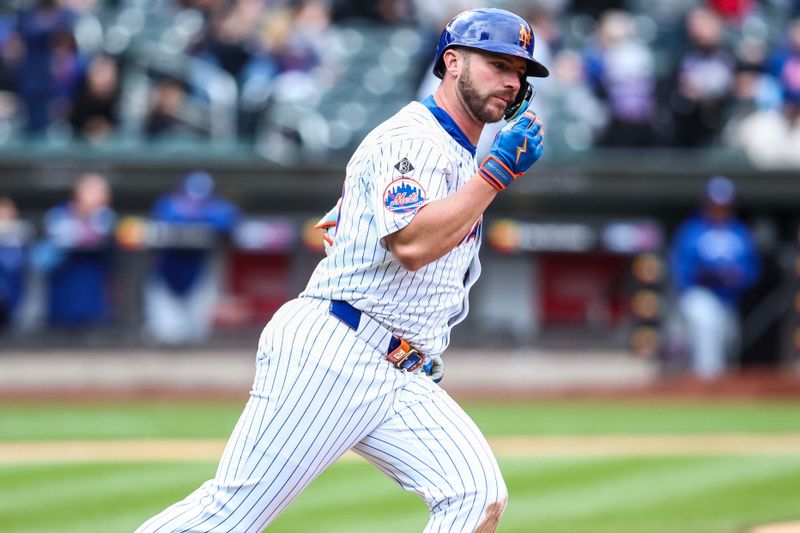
[728, 91, 800, 167]
[706, 0, 756, 25]
[768, 19, 800, 105]
[0, 15, 21, 134]
[544, 49, 609, 152]
[669, 8, 735, 147]
[723, 42, 775, 117]
[14, 0, 83, 133]
[733, 38, 782, 109]
[722, 41, 788, 165]
[144, 171, 240, 345]
[584, 10, 658, 147]
[145, 79, 194, 139]
[0, 197, 26, 329]
[724, 19, 800, 166]
[331, 0, 417, 25]
[669, 176, 760, 380]
[238, 0, 332, 126]
[269, 1, 331, 74]
[192, 0, 261, 81]
[39, 172, 117, 327]
[0, 14, 20, 92]
[69, 53, 120, 142]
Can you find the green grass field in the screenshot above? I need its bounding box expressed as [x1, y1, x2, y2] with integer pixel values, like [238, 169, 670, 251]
[2, 399, 800, 532]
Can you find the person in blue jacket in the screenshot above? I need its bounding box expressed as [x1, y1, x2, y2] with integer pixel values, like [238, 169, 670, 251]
[144, 171, 240, 345]
[669, 175, 761, 380]
[42, 173, 116, 327]
[14, 0, 83, 133]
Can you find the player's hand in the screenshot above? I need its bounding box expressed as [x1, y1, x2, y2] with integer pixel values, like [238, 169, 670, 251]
[423, 355, 444, 383]
[479, 110, 543, 191]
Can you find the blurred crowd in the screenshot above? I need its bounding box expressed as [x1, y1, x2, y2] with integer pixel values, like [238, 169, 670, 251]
[0, 170, 241, 346]
[1, 0, 800, 163]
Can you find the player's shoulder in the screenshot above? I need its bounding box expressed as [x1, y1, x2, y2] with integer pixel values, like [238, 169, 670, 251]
[346, 101, 457, 174]
[367, 101, 448, 149]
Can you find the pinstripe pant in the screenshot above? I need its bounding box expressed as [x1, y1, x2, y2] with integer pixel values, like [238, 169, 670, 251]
[136, 297, 507, 533]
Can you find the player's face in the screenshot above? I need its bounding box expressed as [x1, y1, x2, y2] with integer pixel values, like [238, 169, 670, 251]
[457, 50, 526, 123]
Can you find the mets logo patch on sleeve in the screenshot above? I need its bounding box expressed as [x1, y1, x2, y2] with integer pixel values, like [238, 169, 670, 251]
[383, 178, 426, 214]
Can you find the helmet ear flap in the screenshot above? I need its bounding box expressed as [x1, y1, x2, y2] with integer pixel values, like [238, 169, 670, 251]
[503, 81, 533, 121]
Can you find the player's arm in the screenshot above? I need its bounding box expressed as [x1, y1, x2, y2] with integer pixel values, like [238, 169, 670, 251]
[384, 177, 496, 270]
[385, 111, 543, 271]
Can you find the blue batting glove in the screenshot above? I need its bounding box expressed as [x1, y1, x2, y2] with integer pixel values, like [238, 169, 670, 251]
[479, 111, 543, 191]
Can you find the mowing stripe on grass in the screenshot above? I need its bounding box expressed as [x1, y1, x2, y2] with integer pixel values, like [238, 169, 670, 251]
[2, 434, 800, 463]
[503, 456, 800, 527]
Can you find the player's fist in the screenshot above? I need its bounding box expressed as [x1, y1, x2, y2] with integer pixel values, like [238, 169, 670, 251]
[479, 111, 543, 191]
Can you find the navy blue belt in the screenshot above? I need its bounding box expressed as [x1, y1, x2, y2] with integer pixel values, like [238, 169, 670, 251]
[329, 300, 425, 372]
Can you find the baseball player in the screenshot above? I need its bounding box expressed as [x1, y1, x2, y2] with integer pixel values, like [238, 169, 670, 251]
[137, 7, 547, 532]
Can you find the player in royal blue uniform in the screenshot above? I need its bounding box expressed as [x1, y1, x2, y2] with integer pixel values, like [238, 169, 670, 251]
[670, 175, 761, 380]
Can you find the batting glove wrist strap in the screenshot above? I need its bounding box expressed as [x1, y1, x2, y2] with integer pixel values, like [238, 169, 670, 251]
[479, 155, 520, 191]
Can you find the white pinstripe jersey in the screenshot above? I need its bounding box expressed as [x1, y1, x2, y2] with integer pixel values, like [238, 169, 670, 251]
[301, 98, 483, 356]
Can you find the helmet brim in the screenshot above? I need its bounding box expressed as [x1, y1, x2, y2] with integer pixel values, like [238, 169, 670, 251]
[479, 43, 549, 78]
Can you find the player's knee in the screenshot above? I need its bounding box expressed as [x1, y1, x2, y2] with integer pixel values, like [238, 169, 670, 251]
[474, 496, 508, 533]
[472, 470, 507, 532]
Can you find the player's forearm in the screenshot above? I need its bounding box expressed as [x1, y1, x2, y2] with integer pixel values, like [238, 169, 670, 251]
[385, 175, 496, 271]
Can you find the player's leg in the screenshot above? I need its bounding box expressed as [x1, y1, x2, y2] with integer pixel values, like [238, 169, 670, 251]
[679, 287, 728, 379]
[136, 297, 406, 533]
[143, 277, 188, 345]
[185, 265, 218, 345]
[352, 373, 507, 533]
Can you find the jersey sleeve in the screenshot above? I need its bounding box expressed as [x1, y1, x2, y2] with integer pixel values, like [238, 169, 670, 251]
[369, 137, 451, 241]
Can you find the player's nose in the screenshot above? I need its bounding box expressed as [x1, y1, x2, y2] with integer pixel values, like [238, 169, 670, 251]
[503, 72, 521, 93]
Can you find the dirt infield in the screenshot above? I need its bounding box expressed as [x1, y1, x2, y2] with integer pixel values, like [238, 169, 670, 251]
[750, 524, 800, 533]
[3, 434, 800, 464]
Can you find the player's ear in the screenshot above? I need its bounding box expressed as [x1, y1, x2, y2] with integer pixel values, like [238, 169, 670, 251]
[442, 48, 462, 78]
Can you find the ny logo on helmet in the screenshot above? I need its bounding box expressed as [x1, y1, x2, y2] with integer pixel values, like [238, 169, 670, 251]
[518, 24, 531, 50]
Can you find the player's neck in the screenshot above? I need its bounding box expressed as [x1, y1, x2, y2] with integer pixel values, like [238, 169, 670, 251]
[431, 89, 483, 145]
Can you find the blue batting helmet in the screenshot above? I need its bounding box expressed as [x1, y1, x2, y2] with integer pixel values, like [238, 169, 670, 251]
[705, 175, 736, 206]
[433, 8, 549, 79]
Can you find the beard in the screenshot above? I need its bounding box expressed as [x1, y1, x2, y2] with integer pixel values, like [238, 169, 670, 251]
[457, 59, 510, 123]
